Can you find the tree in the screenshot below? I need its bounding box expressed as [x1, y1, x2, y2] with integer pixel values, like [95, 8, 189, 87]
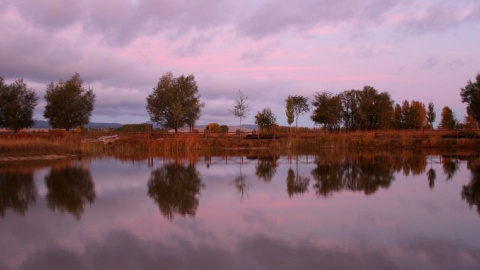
[43, 73, 95, 131]
[291, 95, 310, 130]
[438, 106, 457, 130]
[426, 102, 436, 129]
[0, 77, 38, 132]
[254, 108, 277, 132]
[310, 92, 342, 132]
[285, 96, 294, 129]
[357, 86, 393, 130]
[146, 72, 204, 133]
[205, 123, 222, 133]
[229, 90, 250, 132]
[392, 104, 403, 129]
[409, 100, 427, 130]
[460, 73, 480, 124]
[339, 90, 360, 131]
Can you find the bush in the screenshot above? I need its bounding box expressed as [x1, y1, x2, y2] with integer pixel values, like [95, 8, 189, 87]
[205, 123, 222, 133]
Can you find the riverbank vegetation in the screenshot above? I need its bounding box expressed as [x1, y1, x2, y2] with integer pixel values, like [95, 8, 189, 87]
[2, 129, 480, 160]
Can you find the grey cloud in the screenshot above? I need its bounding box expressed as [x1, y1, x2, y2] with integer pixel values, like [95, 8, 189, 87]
[399, 3, 480, 35]
[0, 29, 82, 83]
[172, 34, 213, 57]
[419, 55, 440, 71]
[237, 0, 397, 39]
[84, 0, 236, 46]
[12, 0, 84, 30]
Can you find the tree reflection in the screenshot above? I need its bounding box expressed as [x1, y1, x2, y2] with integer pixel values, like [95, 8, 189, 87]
[462, 161, 480, 214]
[442, 157, 459, 180]
[45, 165, 95, 219]
[427, 168, 436, 190]
[233, 161, 249, 200]
[286, 168, 310, 197]
[255, 156, 278, 182]
[148, 163, 204, 220]
[311, 155, 394, 197]
[0, 171, 37, 217]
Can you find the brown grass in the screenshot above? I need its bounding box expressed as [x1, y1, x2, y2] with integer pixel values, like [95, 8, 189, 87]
[1, 129, 480, 159]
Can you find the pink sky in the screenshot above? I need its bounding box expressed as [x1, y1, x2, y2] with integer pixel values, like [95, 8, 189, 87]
[0, 0, 479, 127]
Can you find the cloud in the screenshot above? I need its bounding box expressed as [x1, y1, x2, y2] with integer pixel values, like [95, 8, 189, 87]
[418, 55, 440, 71]
[237, 0, 397, 39]
[12, 0, 84, 30]
[398, 2, 480, 35]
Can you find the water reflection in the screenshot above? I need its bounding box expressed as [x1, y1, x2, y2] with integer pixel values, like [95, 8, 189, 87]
[253, 155, 279, 182]
[443, 156, 459, 180]
[462, 158, 480, 214]
[311, 155, 394, 197]
[45, 164, 96, 219]
[1, 151, 480, 269]
[286, 158, 310, 197]
[427, 168, 437, 189]
[233, 163, 249, 200]
[147, 162, 204, 219]
[0, 171, 36, 217]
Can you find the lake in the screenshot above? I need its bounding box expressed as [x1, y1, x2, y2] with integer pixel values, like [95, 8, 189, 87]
[1, 150, 480, 269]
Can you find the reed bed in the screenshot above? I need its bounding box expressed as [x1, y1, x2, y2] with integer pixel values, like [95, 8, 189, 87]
[1, 130, 480, 159]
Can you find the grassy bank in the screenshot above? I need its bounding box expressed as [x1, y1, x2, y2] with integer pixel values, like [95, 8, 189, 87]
[1, 130, 480, 158]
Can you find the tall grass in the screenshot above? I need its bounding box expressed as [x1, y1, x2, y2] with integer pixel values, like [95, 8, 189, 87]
[1, 130, 480, 159]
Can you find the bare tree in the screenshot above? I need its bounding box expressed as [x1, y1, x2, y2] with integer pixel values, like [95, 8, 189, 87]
[229, 90, 250, 132]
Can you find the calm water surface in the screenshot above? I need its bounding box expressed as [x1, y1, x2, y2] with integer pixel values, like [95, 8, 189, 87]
[1, 151, 480, 269]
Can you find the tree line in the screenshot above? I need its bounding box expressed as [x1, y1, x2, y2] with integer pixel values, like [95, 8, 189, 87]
[0, 71, 479, 133]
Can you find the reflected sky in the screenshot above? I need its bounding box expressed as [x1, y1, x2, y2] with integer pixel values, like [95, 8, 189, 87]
[1, 153, 480, 269]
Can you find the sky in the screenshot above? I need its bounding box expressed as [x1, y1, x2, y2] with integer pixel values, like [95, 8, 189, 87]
[0, 0, 479, 127]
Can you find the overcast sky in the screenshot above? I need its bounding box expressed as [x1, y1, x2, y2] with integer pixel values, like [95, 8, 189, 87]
[1, 0, 479, 127]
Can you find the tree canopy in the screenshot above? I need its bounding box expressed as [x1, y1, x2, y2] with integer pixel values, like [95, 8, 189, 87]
[43, 73, 95, 131]
[0, 77, 37, 132]
[460, 73, 480, 124]
[285, 96, 294, 128]
[426, 102, 436, 128]
[146, 72, 204, 133]
[310, 91, 342, 131]
[254, 108, 277, 132]
[290, 95, 309, 130]
[439, 106, 457, 130]
[392, 100, 427, 130]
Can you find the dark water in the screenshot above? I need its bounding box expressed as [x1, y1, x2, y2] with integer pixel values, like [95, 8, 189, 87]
[1, 151, 480, 270]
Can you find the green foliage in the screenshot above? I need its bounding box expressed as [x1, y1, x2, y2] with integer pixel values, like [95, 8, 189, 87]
[339, 90, 360, 131]
[460, 73, 480, 124]
[285, 96, 294, 127]
[311, 91, 342, 131]
[426, 102, 436, 127]
[291, 95, 309, 129]
[439, 106, 457, 130]
[43, 73, 95, 131]
[220, 125, 229, 133]
[356, 86, 393, 130]
[0, 77, 38, 132]
[254, 108, 277, 132]
[146, 72, 204, 133]
[118, 123, 152, 132]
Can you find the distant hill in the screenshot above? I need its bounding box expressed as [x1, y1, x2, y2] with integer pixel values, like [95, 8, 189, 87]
[31, 120, 257, 131]
[33, 120, 123, 129]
